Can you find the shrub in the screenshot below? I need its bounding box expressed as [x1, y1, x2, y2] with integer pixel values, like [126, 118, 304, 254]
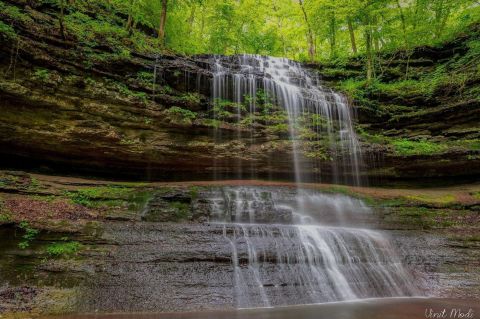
[0, 213, 12, 223]
[165, 106, 197, 125]
[32, 68, 50, 82]
[46, 241, 82, 257]
[18, 222, 39, 249]
[0, 3, 33, 24]
[180, 92, 201, 104]
[0, 21, 16, 40]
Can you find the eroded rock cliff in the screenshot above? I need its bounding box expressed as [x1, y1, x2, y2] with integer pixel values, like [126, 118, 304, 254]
[1, 1, 479, 183]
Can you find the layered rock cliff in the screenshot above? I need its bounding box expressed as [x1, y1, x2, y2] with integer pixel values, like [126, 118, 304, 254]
[1, 0, 479, 183]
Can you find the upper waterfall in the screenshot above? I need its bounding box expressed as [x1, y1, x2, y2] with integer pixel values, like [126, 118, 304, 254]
[211, 55, 363, 185]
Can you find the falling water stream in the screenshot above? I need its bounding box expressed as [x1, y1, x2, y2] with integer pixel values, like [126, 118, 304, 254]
[212, 55, 363, 185]
[208, 188, 418, 308]
[209, 55, 419, 308]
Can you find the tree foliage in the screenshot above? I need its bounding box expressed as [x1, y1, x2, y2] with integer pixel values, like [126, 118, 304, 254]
[2, 0, 478, 62]
[156, 0, 479, 61]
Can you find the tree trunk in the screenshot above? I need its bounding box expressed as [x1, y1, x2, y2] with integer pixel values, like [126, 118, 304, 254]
[187, 3, 196, 33]
[433, 0, 451, 39]
[347, 17, 357, 54]
[374, 33, 380, 52]
[298, 0, 315, 62]
[396, 0, 408, 48]
[437, 6, 452, 39]
[365, 27, 374, 82]
[126, 0, 134, 33]
[328, 12, 336, 59]
[272, 2, 287, 56]
[158, 0, 168, 44]
[59, 0, 66, 40]
[200, 4, 206, 39]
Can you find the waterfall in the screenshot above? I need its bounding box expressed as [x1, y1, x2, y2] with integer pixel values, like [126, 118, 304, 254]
[207, 55, 419, 308]
[211, 54, 363, 185]
[207, 187, 419, 308]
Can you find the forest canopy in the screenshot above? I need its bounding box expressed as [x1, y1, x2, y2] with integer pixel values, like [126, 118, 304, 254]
[1, 0, 479, 62]
[115, 0, 480, 61]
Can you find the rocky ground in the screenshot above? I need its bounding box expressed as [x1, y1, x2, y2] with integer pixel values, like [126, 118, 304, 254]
[0, 170, 479, 317]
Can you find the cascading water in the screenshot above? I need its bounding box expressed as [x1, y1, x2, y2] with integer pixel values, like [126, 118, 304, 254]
[206, 187, 419, 308]
[211, 54, 363, 185]
[207, 55, 419, 308]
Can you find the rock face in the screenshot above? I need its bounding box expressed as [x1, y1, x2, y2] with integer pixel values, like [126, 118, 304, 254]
[309, 25, 480, 183]
[63, 187, 480, 311]
[0, 22, 296, 180]
[0, 176, 478, 313]
[0, 1, 479, 183]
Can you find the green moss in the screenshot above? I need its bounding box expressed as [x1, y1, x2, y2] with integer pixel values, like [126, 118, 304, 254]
[302, 114, 328, 128]
[320, 186, 374, 204]
[374, 79, 431, 97]
[189, 186, 201, 199]
[180, 92, 202, 104]
[373, 198, 407, 207]
[337, 79, 366, 96]
[265, 123, 289, 135]
[405, 194, 456, 205]
[108, 81, 147, 102]
[462, 235, 480, 242]
[0, 213, 12, 223]
[258, 111, 288, 125]
[201, 118, 222, 128]
[46, 241, 82, 258]
[356, 126, 389, 144]
[322, 185, 352, 196]
[65, 186, 133, 208]
[392, 139, 448, 156]
[136, 71, 155, 84]
[169, 201, 190, 221]
[28, 177, 41, 191]
[457, 139, 480, 151]
[385, 206, 437, 229]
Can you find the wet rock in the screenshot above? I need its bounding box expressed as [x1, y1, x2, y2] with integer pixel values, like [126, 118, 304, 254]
[0, 285, 38, 313]
[142, 189, 194, 222]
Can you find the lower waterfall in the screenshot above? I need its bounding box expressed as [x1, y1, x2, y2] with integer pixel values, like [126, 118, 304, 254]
[208, 187, 419, 308]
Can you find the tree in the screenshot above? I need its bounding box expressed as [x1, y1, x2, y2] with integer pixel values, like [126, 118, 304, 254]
[59, 0, 66, 39]
[48, 0, 480, 63]
[126, 0, 135, 33]
[327, 10, 336, 58]
[347, 17, 357, 54]
[158, 0, 168, 43]
[298, 0, 316, 62]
